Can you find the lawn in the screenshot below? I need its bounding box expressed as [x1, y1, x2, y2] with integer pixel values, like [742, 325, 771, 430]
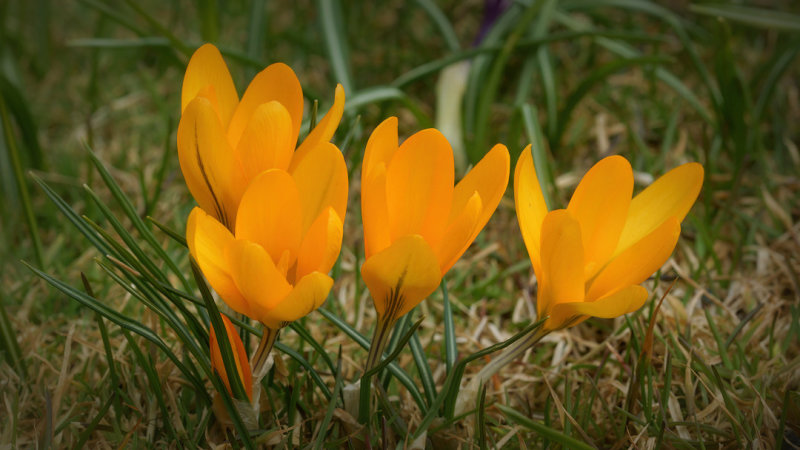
[1, 0, 799, 448]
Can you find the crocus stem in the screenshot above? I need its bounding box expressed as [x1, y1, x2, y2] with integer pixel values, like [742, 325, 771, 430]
[252, 326, 280, 378]
[455, 327, 548, 416]
[359, 314, 397, 424]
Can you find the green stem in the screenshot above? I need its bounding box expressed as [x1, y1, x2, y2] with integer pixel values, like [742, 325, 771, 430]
[252, 326, 280, 378]
[359, 314, 397, 425]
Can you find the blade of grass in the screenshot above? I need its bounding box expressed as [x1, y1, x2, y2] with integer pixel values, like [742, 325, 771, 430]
[0, 98, 43, 266]
[121, 0, 191, 56]
[471, 1, 541, 162]
[30, 172, 111, 255]
[412, 318, 547, 439]
[553, 55, 670, 147]
[414, 0, 460, 51]
[409, 331, 436, 407]
[521, 103, 556, 209]
[316, 0, 354, 94]
[70, 392, 116, 450]
[441, 281, 457, 373]
[499, 404, 594, 449]
[317, 307, 426, 412]
[244, 0, 267, 79]
[191, 260, 250, 402]
[25, 262, 210, 400]
[196, 0, 219, 42]
[312, 346, 343, 450]
[690, 3, 800, 33]
[120, 329, 180, 443]
[0, 74, 44, 169]
[0, 291, 26, 380]
[359, 315, 426, 426]
[86, 148, 191, 291]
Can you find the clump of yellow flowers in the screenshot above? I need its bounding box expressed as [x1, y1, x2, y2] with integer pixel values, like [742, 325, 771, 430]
[179, 44, 703, 428]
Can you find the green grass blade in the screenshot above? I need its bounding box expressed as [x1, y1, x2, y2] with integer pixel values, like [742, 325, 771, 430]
[244, 0, 267, 79]
[288, 321, 336, 376]
[0, 98, 43, 266]
[471, 1, 541, 161]
[70, 392, 116, 450]
[409, 331, 436, 407]
[521, 103, 556, 210]
[196, 0, 219, 42]
[317, 307, 427, 411]
[316, 0, 354, 94]
[414, 0, 460, 51]
[29, 172, 111, 255]
[312, 346, 343, 450]
[67, 37, 171, 49]
[0, 74, 44, 169]
[121, 329, 180, 443]
[441, 281, 457, 373]
[413, 318, 546, 439]
[274, 342, 332, 401]
[690, 3, 800, 33]
[146, 216, 187, 247]
[0, 291, 26, 380]
[121, 0, 191, 56]
[191, 260, 250, 402]
[498, 404, 594, 450]
[554, 55, 670, 147]
[86, 148, 191, 291]
[753, 38, 800, 125]
[24, 262, 210, 402]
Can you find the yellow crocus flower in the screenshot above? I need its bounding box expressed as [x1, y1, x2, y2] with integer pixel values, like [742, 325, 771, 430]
[209, 313, 253, 402]
[187, 160, 347, 330]
[515, 148, 704, 331]
[178, 43, 345, 230]
[360, 117, 510, 368]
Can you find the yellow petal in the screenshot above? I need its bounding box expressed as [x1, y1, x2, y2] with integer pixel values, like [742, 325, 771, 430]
[450, 143, 510, 244]
[436, 191, 481, 274]
[289, 142, 348, 235]
[235, 170, 302, 264]
[178, 97, 247, 229]
[296, 208, 343, 279]
[262, 272, 332, 328]
[362, 117, 398, 180]
[361, 235, 442, 321]
[514, 145, 549, 276]
[234, 101, 294, 183]
[209, 313, 253, 401]
[361, 163, 391, 259]
[385, 129, 454, 248]
[182, 44, 239, 127]
[566, 156, 632, 273]
[226, 239, 293, 321]
[186, 208, 250, 317]
[537, 210, 585, 319]
[291, 84, 346, 170]
[615, 162, 703, 255]
[547, 285, 648, 330]
[587, 217, 680, 300]
[227, 63, 304, 150]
